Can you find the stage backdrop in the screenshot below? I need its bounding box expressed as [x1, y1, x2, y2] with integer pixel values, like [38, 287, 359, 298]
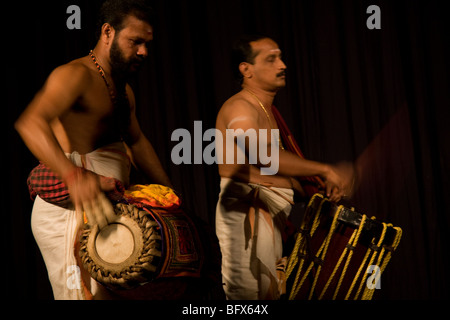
[4, 0, 449, 299]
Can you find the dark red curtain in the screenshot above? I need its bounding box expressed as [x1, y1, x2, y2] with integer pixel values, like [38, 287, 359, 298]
[4, 0, 449, 300]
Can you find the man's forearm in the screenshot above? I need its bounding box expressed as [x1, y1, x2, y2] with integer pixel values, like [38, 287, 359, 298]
[276, 149, 330, 179]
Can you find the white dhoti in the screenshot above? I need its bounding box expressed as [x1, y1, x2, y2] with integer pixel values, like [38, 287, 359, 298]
[215, 177, 294, 300]
[30, 142, 131, 300]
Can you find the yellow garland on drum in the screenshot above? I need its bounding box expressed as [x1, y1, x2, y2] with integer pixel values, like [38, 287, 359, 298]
[124, 184, 181, 209]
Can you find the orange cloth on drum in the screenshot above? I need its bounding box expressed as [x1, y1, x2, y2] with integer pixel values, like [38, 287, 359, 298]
[124, 184, 181, 209]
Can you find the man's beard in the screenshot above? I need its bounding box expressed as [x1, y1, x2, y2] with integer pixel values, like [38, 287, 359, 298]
[109, 39, 144, 81]
[109, 38, 145, 137]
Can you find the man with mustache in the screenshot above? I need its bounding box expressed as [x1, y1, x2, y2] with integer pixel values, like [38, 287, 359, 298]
[15, 0, 172, 299]
[215, 35, 355, 300]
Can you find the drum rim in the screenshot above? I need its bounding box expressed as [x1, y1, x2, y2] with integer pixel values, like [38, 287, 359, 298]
[309, 194, 399, 243]
[79, 203, 162, 289]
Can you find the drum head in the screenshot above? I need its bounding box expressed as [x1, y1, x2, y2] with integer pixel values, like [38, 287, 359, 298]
[88, 215, 143, 273]
[79, 203, 162, 289]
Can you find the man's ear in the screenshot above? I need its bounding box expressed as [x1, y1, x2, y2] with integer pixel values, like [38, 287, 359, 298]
[239, 62, 253, 79]
[101, 23, 115, 45]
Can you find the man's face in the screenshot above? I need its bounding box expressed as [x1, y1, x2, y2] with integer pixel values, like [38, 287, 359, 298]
[247, 38, 287, 91]
[109, 15, 153, 78]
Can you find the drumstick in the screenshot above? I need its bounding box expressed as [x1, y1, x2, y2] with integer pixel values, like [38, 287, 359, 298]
[98, 192, 118, 225]
[353, 103, 414, 211]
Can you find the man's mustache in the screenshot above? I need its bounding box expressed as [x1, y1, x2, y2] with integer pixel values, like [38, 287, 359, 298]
[277, 70, 286, 77]
[130, 57, 145, 66]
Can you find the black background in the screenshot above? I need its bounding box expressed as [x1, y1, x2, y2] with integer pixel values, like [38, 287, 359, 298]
[3, 0, 449, 300]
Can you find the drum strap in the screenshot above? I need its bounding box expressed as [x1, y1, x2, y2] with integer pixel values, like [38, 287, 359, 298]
[272, 106, 325, 197]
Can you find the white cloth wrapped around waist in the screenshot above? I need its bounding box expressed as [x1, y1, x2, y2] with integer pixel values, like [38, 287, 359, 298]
[215, 177, 294, 300]
[31, 142, 131, 300]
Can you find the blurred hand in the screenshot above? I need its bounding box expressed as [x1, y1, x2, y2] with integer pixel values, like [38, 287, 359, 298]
[65, 167, 117, 229]
[323, 162, 356, 202]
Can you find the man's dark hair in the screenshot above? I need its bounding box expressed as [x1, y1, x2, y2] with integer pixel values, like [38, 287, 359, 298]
[231, 34, 270, 83]
[96, 0, 155, 40]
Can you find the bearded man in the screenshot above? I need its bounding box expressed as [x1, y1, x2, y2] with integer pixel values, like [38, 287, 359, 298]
[15, 0, 172, 299]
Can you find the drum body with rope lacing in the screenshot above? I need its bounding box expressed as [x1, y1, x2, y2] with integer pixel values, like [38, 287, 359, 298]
[286, 193, 402, 300]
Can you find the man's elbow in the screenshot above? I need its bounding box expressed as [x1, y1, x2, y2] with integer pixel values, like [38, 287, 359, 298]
[14, 112, 44, 141]
[14, 114, 28, 137]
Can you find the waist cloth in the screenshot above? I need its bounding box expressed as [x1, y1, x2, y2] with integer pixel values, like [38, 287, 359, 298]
[215, 177, 294, 300]
[29, 142, 131, 300]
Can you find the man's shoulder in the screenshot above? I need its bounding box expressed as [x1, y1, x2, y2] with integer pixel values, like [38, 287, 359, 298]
[217, 92, 260, 129]
[48, 57, 93, 84]
[220, 92, 257, 117]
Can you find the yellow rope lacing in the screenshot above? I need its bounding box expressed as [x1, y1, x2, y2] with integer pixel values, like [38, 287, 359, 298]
[286, 194, 325, 300]
[360, 225, 402, 300]
[306, 204, 342, 299]
[286, 194, 322, 278]
[286, 193, 402, 300]
[319, 213, 367, 300]
[347, 217, 387, 300]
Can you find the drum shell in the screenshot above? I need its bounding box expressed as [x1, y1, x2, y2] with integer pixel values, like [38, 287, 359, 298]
[76, 203, 224, 300]
[287, 195, 400, 300]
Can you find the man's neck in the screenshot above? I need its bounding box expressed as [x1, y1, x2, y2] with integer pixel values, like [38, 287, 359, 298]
[242, 84, 277, 109]
[91, 45, 112, 77]
[91, 45, 128, 87]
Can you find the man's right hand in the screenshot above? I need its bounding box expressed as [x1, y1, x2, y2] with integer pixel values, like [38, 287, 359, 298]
[64, 167, 117, 229]
[323, 162, 357, 202]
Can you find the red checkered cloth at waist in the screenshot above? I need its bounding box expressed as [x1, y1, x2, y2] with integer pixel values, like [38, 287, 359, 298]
[27, 162, 126, 208]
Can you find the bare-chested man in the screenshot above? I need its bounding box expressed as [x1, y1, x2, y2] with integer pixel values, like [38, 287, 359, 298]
[215, 35, 355, 300]
[15, 0, 171, 299]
